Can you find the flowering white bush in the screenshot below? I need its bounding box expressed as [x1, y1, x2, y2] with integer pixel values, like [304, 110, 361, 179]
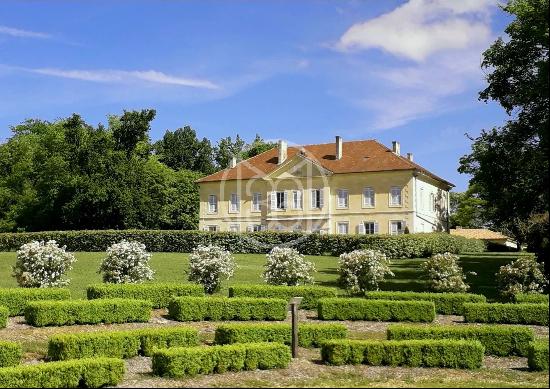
[338, 249, 394, 293]
[13, 240, 76, 287]
[263, 247, 315, 286]
[420, 252, 469, 293]
[188, 245, 236, 293]
[496, 253, 548, 298]
[99, 240, 154, 283]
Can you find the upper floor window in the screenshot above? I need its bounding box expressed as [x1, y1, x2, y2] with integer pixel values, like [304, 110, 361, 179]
[431, 193, 436, 212]
[363, 187, 375, 207]
[337, 189, 349, 208]
[230, 193, 240, 212]
[252, 192, 261, 212]
[208, 194, 218, 213]
[292, 190, 302, 209]
[390, 220, 405, 235]
[390, 187, 402, 206]
[311, 189, 324, 209]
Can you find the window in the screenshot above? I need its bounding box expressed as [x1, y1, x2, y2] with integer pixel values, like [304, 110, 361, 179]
[248, 224, 263, 232]
[337, 222, 349, 235]
[390, 220, 406, 235]
[207, 225, 218, 232]
[357, 221, 378, 234]
[252, 192, 261, 212]
[270, 191, 287, 210]
[276, 191, 286, 210]
[311, 189, 323, 209]
[292, 190, 303, 209]
[208, 195, 218, 213]
[390, 187, 402, 206]
[363, 187, 375, 207]
[229, 224, 240, 232]
[431, 193, 436, 212]
[230, 193, 240, 212]
[337, 189, 349, 208]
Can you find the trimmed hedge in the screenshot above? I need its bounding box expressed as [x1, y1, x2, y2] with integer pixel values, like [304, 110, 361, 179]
[528, 340, 549, 371]
[463, 303, 549, 326]
[0, 357, 124, 388]
[214, 323, 347, 347]
[152, 342, 291, 378]
[387, 324, 534, 356]
[24, 298, 152, 327]
[321, 339, 484, 369]
[0, 341, 21, 368]
[364, 291, 486, 315]
[318, 298, 435, 322]
[229, 285, 338, 310]
[87, 283, 204, 308]
[0, 230, 484, 257]
[48, 326, 199, 360]
[0, 288, 71, 316]
[513, 293, 549, 304]
[168, 297, 287, 321]
[0, 307, 7, 329]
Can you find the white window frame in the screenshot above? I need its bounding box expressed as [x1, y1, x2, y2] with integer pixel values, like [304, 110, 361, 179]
[337, 222, 349, 235]
[206, 225, 218, 232]
[310, 189, 324, 209]
[230, 193, 240, 213]
[252, 192, 261, 212]
[337, 189, 349, 209]
[389, 186, 402, 207]
[389, 220, 406, 235]
[358, 221, 378, 235]
[292, 190, 303, 210]
[431, 193, 436, 212]
[208, 194, 218, 213]
[363, 187, 375, 208]
[273, 191, 287, 210]
[229, 224, 240, 232]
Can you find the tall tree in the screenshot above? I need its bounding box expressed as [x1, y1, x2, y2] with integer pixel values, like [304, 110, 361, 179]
[111, 109, 156, 155]
[242, 134, 276, 160]
[213, 135, 245, 169]
[449, 187, 487, 229]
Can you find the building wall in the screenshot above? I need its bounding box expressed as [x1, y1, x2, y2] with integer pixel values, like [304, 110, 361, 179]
[412, 174, 449, 232]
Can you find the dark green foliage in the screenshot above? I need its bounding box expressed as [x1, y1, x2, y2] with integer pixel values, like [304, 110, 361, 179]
[214, 323, 347, 347]
[229, 285, 338, 310]
[24, 298, 152, 327]
[463, 302, 548, 325]
[364, 291, 486, 315]
[152, 342, 291, 378]
[0, 288, 71, 316]
[86, 283, 204, 308]
[0, 357, 125, 388]
[321, 339, 484, 369]
[513, 293, 549, 304]
[387, 324, 534, 356]
[318, 298, 435, 322]
[168, 297, 287, 321]
[0, 341, 21, 368]
[528, 340, 549, 371]
[0, 307, 7, 329]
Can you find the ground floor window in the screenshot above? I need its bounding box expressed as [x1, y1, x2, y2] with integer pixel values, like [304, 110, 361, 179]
[390, 220, 405, 235]
[337, 222, 349, 234]
[229, 224, 240, 232]
[207, 225, 218, 232]
[253, 224, 263, 232]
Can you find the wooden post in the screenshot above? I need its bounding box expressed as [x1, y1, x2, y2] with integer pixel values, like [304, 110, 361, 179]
[289, 297, 303, 358]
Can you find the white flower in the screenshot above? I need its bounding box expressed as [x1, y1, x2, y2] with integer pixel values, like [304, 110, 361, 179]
[98, 240, 154, 284]
[420, 252, 469, 293]
[338, 249, 394, 293]
[188, 245, 236, 294]
[263, 247, 315, 286]
[496, 254, 548, 298]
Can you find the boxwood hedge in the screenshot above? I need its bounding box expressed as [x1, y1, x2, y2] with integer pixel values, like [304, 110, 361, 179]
[228, 285, 338, 310]
[0, 288, 71, 316]
[0, 307, 7, 329]
[528, 340, 549, 371]
[318, 298, 435, 322]
[463, 303, 549, 326]
[152, 342, 291, 378]
[0, 341, 21, 368]
[0, 357, 125, 388]
[321, 339, 484, 369]
[86, 283, 204, 308]
[387, 324, 534, 356]
[24, 298, 152, 327]
[513, 293, 549, 304]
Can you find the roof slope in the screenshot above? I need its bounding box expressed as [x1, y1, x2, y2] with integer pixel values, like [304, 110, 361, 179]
[450, 228, 510, 240]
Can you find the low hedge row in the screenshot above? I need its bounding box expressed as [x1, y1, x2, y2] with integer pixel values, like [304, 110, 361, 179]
[513, 293, 549, 304]
[48, 326, 199, 360]
[214, 323, 347, 348]
[528, 341, 549, 371]
[24, 298, 152, 327]
[0, 307, 7, 329]
[168, 297, 287, 321]
[463, 303, 549, 326]
[0, 341, 21, 368]
[152, 342, 291, 378]
[364, 291, 486, 315]
[228, 285, 338, 310]
[0, 288, 71, 316]
[320, 339, 484, 369]
[317, 298, 435, 322]
[0, 230, 484, 257]
[387, 324, 534, 356]
[86, 283, 204, 308]
[0, 358, 125, 388]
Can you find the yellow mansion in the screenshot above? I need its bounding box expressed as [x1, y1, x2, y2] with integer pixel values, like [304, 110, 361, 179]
[197, 137, 453, 235]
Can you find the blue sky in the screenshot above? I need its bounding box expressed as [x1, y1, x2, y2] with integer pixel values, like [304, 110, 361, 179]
[0, 0, 511, 190]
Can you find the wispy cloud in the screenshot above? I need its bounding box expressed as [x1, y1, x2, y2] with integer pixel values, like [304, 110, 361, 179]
[0, 25, 51, 39]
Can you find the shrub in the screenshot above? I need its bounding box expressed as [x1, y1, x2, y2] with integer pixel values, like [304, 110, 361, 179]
[528, 340, 549, 371]
[12, 240, 76, 288]
[0, 307, 7, 329]
[228, 285, 338, 310]
[463, 302, 549, 325]
[318, 298, 435, 322]
[513, 293, 549, 304]
[188, 245, 236, 294]
[24, 298, 152, 327]
[0, 341, 21, 368]
[0, 288, 71, 316]
[168, 296, 287, 321]
[263, 247, 315, 286]
[48, 326, 199, 360]
[496, 254, 548, 298]
[320, 339, 484, 369]
[420, 252, 469, 293]
[364, 291, 486, 315]
[214, 323, 347, 347]
[0, 358, 125, 388]
[387, 324, 534, 356]
[152, 342, 291, 378]
[99, 240, 154, 284]
[86, 283, 204, 308]
[338, 249, 393, 293]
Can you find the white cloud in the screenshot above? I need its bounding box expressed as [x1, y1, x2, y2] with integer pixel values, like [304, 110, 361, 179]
[0, 25, 51, 39]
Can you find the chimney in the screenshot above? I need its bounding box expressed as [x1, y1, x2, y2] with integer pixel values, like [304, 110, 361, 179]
[335, 136, 343, 160]
[229, 156, 237, 168]
[406, 152, 413, 162]
[277, 140, 287, 165]
[392, 141, 400, 156]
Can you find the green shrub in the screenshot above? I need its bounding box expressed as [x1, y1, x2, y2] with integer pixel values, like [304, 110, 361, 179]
[24, 298, 152, 327]
[0, 357, 124, 388]
[513, 293, 549, 304]
[321, 339, 484, 369]
[168, 297, 287, 321]
[0, 341, 21, 368]
[0, 288, 71, 316]
[364, 291, 486, 315]
[387, 324, 534, 356]
[228, 285, 338, 310]
[318, 298, 435, 322]
[87, 283, 204, 308]
[152, 342, 291, 378]
[0, 307, 7, 329]
[528, 340, 549, 371]
[214, 323, 347, 347]
[463, 303, 549, 326]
